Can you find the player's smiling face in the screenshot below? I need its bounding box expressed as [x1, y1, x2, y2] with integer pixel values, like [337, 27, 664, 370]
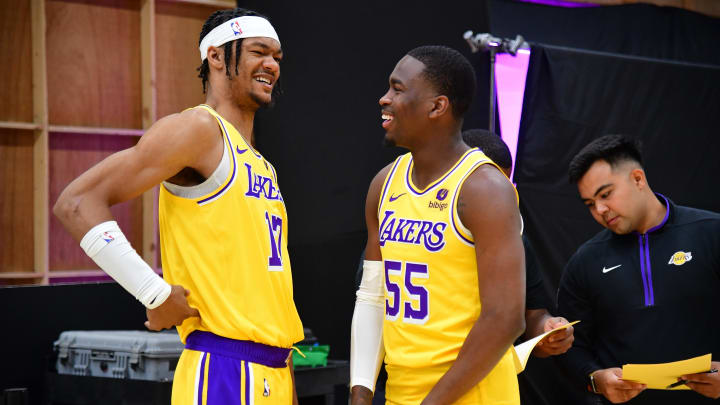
[379, 55, 437, 147]
[231, 37, 282, 108]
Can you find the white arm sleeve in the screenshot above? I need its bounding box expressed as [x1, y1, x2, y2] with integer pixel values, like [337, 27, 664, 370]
[350, 260, 385, 392]
[80, 221, 171, 309]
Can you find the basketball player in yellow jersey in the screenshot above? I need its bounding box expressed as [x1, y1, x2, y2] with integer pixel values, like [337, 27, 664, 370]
[350, 46, 526, 405]
[54, 8, 304, 404]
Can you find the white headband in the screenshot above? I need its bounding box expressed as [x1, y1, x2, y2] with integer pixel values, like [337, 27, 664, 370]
[199, 16, 280, 61]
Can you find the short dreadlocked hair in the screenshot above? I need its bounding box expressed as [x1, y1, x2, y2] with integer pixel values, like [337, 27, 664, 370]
[197, 8, 271, 93]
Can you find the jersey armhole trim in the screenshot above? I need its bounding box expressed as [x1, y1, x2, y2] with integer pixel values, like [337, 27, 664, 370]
[450, 159, 511, 246]
[377, 155, 406, 217]
[161, 105, 239, 205]
[162, 140, 230, 199]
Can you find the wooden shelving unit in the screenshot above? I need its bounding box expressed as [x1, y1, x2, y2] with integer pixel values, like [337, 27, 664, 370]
[0, 0, 235, 285]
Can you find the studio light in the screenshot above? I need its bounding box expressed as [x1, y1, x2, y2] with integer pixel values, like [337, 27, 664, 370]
[463, 31, 528, 134]
[464, 31, 526, 56]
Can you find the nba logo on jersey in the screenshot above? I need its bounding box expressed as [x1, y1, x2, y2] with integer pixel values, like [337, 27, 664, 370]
[263, 378, 270, 397]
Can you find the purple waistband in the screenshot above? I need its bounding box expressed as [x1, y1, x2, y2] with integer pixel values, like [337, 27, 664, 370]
[185, 331, 291, 368]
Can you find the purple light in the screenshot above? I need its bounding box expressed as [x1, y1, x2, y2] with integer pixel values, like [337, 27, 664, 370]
[519, 0, 597, 7]
[495, 48, 531, 181]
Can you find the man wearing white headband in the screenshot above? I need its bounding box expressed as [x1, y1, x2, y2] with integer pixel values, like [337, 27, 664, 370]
[54, 8, 304, 404]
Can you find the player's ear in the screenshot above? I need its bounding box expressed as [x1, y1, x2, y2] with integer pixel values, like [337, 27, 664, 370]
[428, 95, 450, 119]
[207, 46, 224, 71]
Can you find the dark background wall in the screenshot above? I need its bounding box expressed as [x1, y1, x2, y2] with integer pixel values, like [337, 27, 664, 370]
[490, 0, 720, 302]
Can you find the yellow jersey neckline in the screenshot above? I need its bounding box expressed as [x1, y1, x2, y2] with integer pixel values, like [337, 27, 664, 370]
[405, 148, 479, 196]
[197, 104, 262, 159]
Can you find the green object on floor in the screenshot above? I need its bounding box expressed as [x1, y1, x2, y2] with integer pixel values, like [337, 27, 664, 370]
[292, 344, 329, 368]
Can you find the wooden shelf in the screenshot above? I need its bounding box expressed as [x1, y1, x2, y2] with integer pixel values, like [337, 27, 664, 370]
[48, 270, 107, 278]
[0, 121, 41, 131]
[49, 125, 144, 137]
[48, 269, 163, 278]
[2, 0, 229, 286]
[0, 272, 45, 279]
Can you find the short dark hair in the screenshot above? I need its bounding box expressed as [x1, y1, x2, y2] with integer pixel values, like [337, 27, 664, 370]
[197, 8, 270, 93]
[568, 135, 643, 184]
[406, 45, 476, 118]
[462, 129, 512, 170]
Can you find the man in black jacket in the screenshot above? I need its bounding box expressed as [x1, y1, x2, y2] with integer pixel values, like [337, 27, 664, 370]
[558, 134, 720, 404]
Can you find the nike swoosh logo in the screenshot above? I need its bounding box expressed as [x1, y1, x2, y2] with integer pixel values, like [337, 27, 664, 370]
[236, 146, 247, 154]
[602, 264, 622, 273]
[389, 193, 406, 202]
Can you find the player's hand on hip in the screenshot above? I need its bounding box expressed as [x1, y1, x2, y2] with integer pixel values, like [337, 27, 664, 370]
[144, 285, 201, 331]
[593, 368, 646, 403]
[682, 361, 720, 399]
[534, 316, 574, 356]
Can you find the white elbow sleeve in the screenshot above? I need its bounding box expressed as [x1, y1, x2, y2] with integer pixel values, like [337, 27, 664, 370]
[350, 260, 385, 392]
[80, 221, 171, 309]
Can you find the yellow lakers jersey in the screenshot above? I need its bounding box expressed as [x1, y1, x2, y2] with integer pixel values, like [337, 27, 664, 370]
[158, 105, 303, 348]
[378, 148, 518, 375]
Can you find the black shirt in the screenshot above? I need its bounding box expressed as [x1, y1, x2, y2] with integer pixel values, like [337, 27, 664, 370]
[523, 234, 552, 312]
[557, 195, 720, 404]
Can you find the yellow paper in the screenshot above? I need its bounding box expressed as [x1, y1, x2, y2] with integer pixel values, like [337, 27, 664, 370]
[512, 320, 580, 373]
[622, 353, 712, 390]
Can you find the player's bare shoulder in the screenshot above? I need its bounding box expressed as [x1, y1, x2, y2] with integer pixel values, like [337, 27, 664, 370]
[457, 164, 517, 225]
[135, 107, 223, 170]
[145, 107, 219, 146]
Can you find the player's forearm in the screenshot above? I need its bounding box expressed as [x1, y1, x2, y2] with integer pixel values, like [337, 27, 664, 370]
[350, 260, 385, 396]
[54, 186, 115, 242]
[422, 307, 524, 405]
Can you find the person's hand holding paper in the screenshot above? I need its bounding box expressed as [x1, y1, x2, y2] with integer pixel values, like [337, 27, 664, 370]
[622, 354, 712, 391]
[533, 316, 574, 357]
[682, 361, 720, 399]
[591, 368, 646, 404]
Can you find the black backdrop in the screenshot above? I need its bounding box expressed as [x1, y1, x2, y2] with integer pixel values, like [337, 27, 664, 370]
[240, 0, 492, 363]
[490, 3, 720, 404]
[489, 0, 720, 66]
[515, 44, 720, 299]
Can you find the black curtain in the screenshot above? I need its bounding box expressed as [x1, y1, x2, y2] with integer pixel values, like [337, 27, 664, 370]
[515, 43, 720, 301]
[482, 3, 720, 404]
[489, 0, 720, 66]
[240, 0, 491, 366]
